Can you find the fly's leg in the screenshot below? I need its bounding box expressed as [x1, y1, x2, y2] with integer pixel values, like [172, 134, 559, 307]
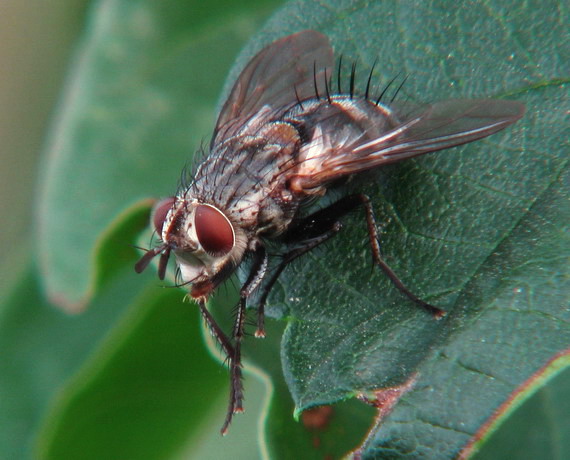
[221, 246, 268, 435]
[254, 194, 444, 337]
[356, 193, 446, 318]
[197, 299, 235, 363]
[197, 299, 241, 434]
[255, 222, 342, 337]
[221, 297, 245, 436]
[197, 299, 241, 435]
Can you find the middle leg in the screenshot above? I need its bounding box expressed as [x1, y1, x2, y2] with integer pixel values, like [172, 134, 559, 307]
[254, 193, 445, 337]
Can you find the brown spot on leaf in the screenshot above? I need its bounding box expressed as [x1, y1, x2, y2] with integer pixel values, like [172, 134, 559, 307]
[302, 405, 334, 430]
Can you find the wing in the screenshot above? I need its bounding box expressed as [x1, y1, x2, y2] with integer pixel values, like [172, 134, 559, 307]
[211, 30, 334, 147]
[292, 98, 525, 190]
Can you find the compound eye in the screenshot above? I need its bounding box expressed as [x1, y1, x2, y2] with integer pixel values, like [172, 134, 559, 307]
[152, 197, 176, 235]
[194, 204, 235, 256]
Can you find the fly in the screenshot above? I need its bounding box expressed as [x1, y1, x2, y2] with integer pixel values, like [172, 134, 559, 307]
[135, 30, 525, 434]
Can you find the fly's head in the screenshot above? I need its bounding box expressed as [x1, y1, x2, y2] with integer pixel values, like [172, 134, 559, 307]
[135, 196, 245, 300]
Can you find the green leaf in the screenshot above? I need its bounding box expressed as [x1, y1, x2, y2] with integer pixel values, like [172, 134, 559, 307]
[35, 282, 228, 460]
[233, 1, 568, 458]
[0, 261, 150, 459]
[32, 0, 568, 458]
[475, 365, 570, 460]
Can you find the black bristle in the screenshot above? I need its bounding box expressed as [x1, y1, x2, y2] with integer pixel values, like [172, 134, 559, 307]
[349, 60, 357, 98]
[324, 67, 332, 104]
[365, 59, 377, 100]
[375, 73, 400, 106]
[390, 74, 409, 103]
[313, 61, 320, 100]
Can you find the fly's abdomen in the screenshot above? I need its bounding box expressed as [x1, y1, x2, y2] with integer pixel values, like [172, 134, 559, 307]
[281, 95, 523, 192]
[282, 96, 401, 193]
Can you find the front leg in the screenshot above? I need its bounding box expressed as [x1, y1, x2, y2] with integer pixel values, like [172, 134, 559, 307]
[221, 245, 268, 435]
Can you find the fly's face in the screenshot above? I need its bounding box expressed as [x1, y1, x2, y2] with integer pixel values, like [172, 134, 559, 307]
[139, 196, 243, 299]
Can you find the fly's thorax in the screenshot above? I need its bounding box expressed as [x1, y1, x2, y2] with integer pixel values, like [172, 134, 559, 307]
[284, 96, 400, 163]
[156, 197, 249, 297]
[190, 115, 306, 239]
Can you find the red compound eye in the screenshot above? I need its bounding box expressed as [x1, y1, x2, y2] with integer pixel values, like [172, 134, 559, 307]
[194, 204, 235, 256]
[152, 197, 176, 235]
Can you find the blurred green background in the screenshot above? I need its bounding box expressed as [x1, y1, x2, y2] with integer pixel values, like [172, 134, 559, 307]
[0, 1, 87, 260]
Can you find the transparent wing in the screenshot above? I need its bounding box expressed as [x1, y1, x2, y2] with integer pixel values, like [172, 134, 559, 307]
[212, 30, 334, 147]
[294, 99, 525, 189]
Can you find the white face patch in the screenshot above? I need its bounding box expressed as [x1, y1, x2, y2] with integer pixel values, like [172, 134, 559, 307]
[175, 251, 206, 284]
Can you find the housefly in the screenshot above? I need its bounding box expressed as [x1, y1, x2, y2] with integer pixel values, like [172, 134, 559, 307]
[135, 30, 525, 434]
